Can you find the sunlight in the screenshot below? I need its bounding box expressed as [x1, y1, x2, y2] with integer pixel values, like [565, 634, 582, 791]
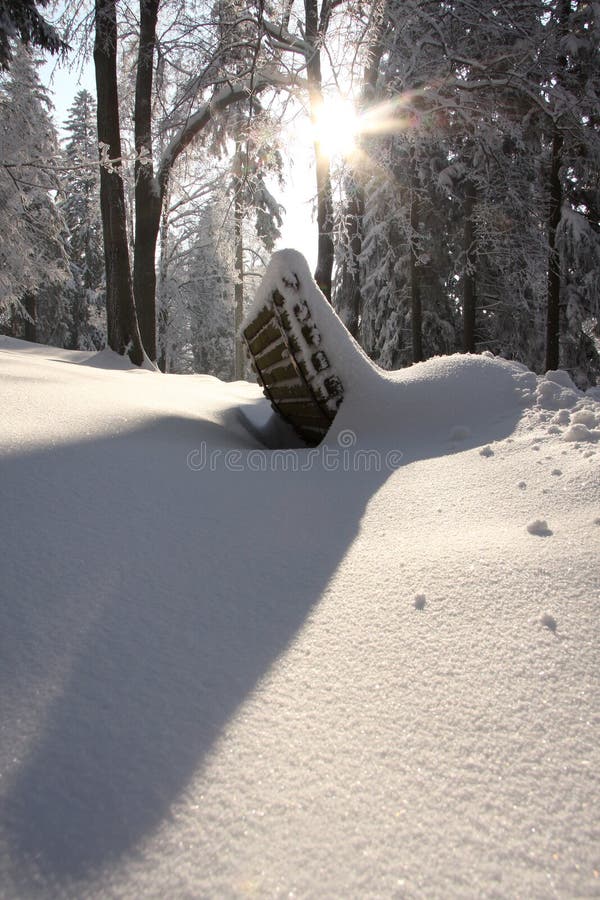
[311, 97, 360, 159]
[310, 92, 421, 162]
[358, 93, 420, 138]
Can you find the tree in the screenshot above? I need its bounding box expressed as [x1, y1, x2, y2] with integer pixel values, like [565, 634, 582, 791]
[187, 203, 236, 379]
[345, 0, 598, 385]
[0, 0, 67, 70]
[263, 1, 339, 299]
[132, 0, 160, 360]
[154, 109, 281, 377]
[0, 44, 69, 339]
[94, 0, 144, 364]
[539, 0, 600, 379]
[91, 0, 298, 365]
[154, 154, 232, 374]
[354, 1, 462, 367]
[230, 110, 283, 378]
[303, 0, 334, 300]
[62, 89, 106, 349]
[334, 0, 388, 336]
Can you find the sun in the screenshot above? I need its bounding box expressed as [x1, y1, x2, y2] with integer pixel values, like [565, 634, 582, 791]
[311, 97, 360, 159]
[305, 93, 419, 167]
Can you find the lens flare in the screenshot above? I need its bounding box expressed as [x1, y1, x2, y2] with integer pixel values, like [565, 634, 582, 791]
[311, 92, 420, 162]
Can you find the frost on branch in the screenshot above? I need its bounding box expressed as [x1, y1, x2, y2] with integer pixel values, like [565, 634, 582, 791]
[98, 142, 117, 173]
[98, 142, 152, 174]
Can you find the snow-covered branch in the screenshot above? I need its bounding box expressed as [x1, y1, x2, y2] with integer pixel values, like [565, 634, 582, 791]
[156, 70, 304, 200]
[262, 19, 313, 56]
[97, 142, 152, 173]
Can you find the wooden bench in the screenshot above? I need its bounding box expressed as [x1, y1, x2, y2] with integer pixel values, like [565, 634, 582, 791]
[242, 285, 344, 446]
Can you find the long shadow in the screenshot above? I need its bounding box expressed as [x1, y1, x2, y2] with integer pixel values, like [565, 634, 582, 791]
[0, 415, 390, 890]
[1, 353, 526, 892]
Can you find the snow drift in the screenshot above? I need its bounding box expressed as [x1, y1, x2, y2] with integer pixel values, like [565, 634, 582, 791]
[0, 253, 599, 899]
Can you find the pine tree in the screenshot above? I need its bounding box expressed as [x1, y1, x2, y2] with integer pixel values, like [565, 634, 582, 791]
[188, 206, 236, 380]
[545, 0, 600, 383]
[348, 0, 599, 385]
[0, 0, 67, 71]
[62, 89, 106, 349]
[0, 44, 69, 340]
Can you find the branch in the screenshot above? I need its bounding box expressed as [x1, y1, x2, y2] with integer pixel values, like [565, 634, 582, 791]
[263, 19, 312, 56]
[156, 70, 304, 200]
[454, 75, 558, 118]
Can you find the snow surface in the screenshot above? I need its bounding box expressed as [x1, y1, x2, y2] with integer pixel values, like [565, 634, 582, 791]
[1, 255, 600, 898]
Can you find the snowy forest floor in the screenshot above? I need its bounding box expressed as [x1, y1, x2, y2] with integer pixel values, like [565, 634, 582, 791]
[0, 334, 599, 899]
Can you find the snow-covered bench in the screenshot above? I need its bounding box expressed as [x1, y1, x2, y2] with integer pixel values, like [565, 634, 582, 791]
[242, 253, 345, 445]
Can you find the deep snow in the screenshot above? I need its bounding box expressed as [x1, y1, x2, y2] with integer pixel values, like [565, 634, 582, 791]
[1, 256, 599, 899]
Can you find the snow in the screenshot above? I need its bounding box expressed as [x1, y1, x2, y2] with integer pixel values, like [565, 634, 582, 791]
[243, 249, 377, 399]
[563, 423, 599, 443]
[1, 254, 600, 899]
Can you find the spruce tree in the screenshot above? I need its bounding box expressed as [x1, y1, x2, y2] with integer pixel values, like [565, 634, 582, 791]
[0, 0, 67, 71]
[63, 89, 106, 349]
[0, 44, 69, 340]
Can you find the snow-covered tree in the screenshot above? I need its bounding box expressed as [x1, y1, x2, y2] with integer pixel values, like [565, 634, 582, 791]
[156, 136, 276, 378]
[88, 0, 301, 365]
[0, 44, 69, 340]
[156, 193, 236, 378]
[187, 205, 236, 380]
[343, 0, 599, 384]
[62, 89, 106, 349]
[0, 0, 67, 71]
[542, 0, 600, 383]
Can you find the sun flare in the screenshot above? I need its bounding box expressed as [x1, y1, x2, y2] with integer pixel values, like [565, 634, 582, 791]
[310, 93, 416, 161]
[311, 98, 360, 159]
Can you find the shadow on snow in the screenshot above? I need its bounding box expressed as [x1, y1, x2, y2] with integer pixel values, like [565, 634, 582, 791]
[0, 358, 525, 890]
[0, 415, 389, 888]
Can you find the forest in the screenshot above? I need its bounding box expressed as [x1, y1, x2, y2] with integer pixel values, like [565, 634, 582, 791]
[1, 0, 599, 386]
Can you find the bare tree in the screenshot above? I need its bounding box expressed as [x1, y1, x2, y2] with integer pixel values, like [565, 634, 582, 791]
[94, 0, 144, 364]
[263, 1, 342, 299]
[92, 0, 300, 363]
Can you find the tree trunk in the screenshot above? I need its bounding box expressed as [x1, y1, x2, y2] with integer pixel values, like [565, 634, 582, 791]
[233, 140, 245, 380]
[94, 0, 144, 365]
[410, 176, 423, 363]
[335, 5, 386, 332]
[133, 0, 160, 362]
[462, 178, 477, 353]
[545, 126, 563, 371]
[305, 0, 334, 301]
[157, 194, 171, 372]
[23, 292, 36, 343]
[545, 0, 570, 372]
